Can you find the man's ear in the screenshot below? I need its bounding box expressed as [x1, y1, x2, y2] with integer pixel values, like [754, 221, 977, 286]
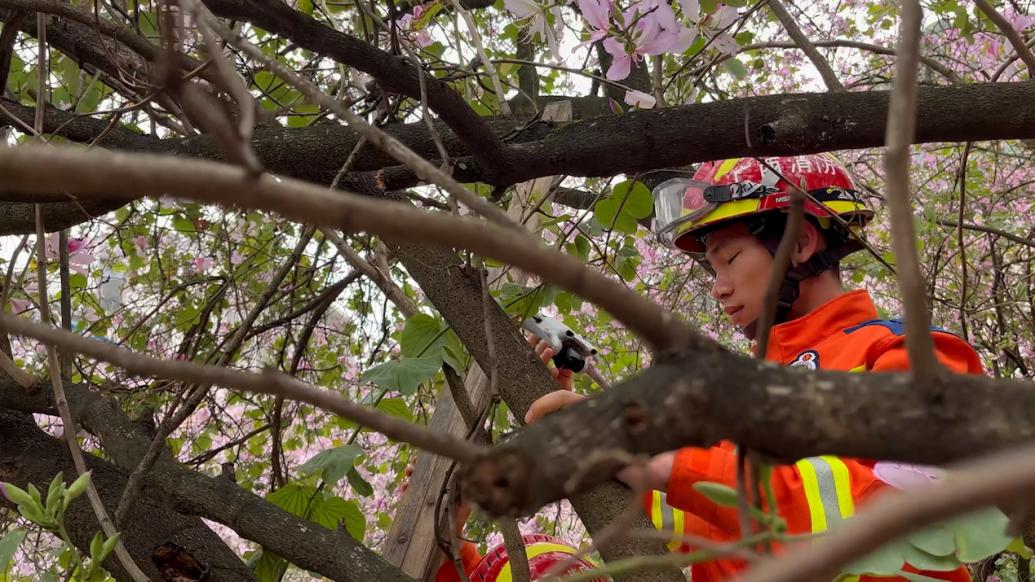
[791, 220, 824, 266]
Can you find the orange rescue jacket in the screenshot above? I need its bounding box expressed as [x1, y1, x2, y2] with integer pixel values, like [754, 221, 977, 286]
[650, 289, 982, 582]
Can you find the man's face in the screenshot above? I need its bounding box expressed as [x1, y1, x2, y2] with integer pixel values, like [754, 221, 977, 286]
[703, 222, 775, 329]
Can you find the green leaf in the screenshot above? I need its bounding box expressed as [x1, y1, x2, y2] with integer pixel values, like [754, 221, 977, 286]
[843, 538, 906, 576]
[400, 314, 447, 358]
[900, 541, 963, 572]
[723, 58, 748, 80]
[612, 181, 653, 219]
[0, 528, 27, 575]
[378, 398, 414, 422]
[298, 445, 363, 487]
[267, 482, 316, 517]
[89, 532, 104, 563]
[907, 522, 956, 556]
[692, 482, 739, 508]
[2, 482, 37, 508]
[951, 507, 1011, 561]
[346, 467, 375, 497]
[575, 235, 591, 259]
[251, 549, 286, 582]
[897, 573, 948, 582]
[699, 0, 718, 14]
[360, 357, 442, 395]
[172, 216, 196, 233]
[317, 496, 366, 541]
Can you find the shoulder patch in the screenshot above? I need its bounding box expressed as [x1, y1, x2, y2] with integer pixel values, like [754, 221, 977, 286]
[842, 318, 950, 337]
[789, 350, 820, 370]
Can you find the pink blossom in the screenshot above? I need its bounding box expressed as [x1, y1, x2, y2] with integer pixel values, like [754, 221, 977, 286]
[578, 0, 611, 43]
[624, 89, 656, 109]
[134, 235, 150, 252]
[602, 0, 694, 80]
[193, 256, 215, 272]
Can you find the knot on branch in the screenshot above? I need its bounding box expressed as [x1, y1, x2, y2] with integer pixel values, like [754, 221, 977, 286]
[462, 451, 531, 517]
[756, 108, 807, 145]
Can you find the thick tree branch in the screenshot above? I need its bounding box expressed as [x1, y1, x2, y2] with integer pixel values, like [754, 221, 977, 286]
[200, 0, 510, 176]
[0, 145, 699, 352]
[767, 0, 845, 92]
[3, 83, 1035, 235]
[461, 349, 1035, 517]
[935, 219, 1035, 249]
[0, 313, 484, 463]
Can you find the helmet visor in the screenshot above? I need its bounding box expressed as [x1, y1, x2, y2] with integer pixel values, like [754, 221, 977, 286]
[651, 178, 716, 246]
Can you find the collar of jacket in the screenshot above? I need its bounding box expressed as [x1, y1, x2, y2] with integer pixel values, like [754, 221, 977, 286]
[763, 289, 879, 364]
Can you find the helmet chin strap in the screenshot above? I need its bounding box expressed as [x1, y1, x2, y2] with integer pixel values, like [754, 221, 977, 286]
[739, 218, 863, 342]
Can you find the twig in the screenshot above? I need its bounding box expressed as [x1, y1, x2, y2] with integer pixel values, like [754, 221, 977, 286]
[0, 10, 28, 92]
[738, 442, 1035, 582]
[57, 230, 71, 379]
[498, 517, 531, 582]
[955, 142, 972, 343]
[199, 10, 518, 229]
[741, 40, 961, 84]
[447, 0, 511, 117]
[973, 0, 1035, 77]
[767, 0, 845, 92]
[184, 0, 261, 174]
[0, 312, 485, 463]
[32, 209, 150, 581]
[882, 0, 941, 381]
[321, 230, 419, 318]
[935, 219, 1035, 249]
[753, 189, 805, 357]
[0, 145, 702, 354]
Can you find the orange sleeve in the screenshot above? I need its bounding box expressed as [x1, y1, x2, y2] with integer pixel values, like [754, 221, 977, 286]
[869, 332, 984, 375]
[664, 444, 813, 537]
[434, 542, 481, 582]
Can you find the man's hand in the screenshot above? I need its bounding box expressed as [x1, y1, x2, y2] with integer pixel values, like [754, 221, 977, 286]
[525, 334, 583, 424]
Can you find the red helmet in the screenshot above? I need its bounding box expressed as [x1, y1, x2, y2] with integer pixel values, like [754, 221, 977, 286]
[652, 154, 874, 253]
[469, 534, 602, 582]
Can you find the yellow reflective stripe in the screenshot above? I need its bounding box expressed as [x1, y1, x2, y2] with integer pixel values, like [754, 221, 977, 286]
[497, 542, 580, 582]
[713, 158, 742, 180]
[849, 365, 867, 373]
[824, 455, 856, 520]
[650, 490, 664, 530]
[796, 458, 827, 533]
[796, 456, 855, 533]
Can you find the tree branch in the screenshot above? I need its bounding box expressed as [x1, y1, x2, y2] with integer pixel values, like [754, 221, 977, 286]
[973, 0, 1035, 77]
[0, 312, 484, 463]
[882, 0, 941, 380]
[0, 145, 699, 353]
[767, 0, 845, 92]
[200, 0, 510, 177]
[742, 40, 962, 84]
[0, 409, 257, 581]
[461, 349, 1035, 517]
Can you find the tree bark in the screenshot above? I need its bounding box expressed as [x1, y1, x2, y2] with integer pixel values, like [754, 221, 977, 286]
[462, 348, 1035, 517]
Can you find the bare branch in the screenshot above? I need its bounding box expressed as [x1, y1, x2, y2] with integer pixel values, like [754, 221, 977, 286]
[882, 0, 941, 380]
[973, 0, 1035, 77]
[32, 219, 150, 581]
[767, 0, 845, 92]
[0, 312, 484, 463]
[0, 145, 698, 352]
[935, 219, 1035, 249]
[742, 39, 962, 84]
